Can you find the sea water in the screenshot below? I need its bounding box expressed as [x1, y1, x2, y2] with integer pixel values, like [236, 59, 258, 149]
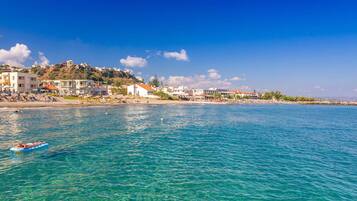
[0, 105, 356, 200]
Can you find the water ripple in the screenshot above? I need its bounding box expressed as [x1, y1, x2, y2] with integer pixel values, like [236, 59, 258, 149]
[0, 105, 356, 200]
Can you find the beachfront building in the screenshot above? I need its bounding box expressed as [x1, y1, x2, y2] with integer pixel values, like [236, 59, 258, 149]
[171, 86, 191, 100]
[189, 88, 205, 100]
[203, 88, 230, 97]
[191, 88, 204, 96]
[159, 86, 191, 99]
[170, 86, 190, 96]
[107, 85, 128, 96]
[0, 72, 38, 93]
[127, 83, 155, 97]
[107, 85, 114, 96]
[231, 90, 259, 98]
[91, 83, 109, 96]
[162, 86, 189, 96]
[41, 80, 95, 95]
[161, 86, 174, 94]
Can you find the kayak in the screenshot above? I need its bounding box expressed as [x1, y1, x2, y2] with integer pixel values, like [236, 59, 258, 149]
[10, 142, 48, 153]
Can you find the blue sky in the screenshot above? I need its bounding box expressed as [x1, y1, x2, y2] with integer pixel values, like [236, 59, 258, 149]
[1, 0, 357, 97]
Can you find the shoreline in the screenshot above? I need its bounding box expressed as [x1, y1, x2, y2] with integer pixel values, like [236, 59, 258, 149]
[1, 99, 357, 108]
[0, 99, 227, 108]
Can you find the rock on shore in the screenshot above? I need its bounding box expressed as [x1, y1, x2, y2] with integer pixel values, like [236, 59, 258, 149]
[0, 93, 60, 102]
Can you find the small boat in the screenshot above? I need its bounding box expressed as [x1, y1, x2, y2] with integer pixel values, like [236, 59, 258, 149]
[10, 141, 48, 153]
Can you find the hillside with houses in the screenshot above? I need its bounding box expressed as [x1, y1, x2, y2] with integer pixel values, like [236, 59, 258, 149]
[0, 60, 318, 104]
[0, 60, 141, 97]
[1, 60, 139, 85]
[34, 60, 139, 86]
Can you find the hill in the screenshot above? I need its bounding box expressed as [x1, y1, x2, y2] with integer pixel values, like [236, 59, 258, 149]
[28, 61, 140, 85]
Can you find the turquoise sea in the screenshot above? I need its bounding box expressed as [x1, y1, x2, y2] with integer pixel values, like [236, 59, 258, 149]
[0, 105, 356, 200]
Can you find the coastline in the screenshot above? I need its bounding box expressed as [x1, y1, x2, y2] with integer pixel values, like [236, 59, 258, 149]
[1, 98, 357, 108]
[0, 99, 226, 108]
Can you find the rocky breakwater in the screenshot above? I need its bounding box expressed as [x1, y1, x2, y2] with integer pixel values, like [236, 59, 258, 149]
[0, 93, 60, 102]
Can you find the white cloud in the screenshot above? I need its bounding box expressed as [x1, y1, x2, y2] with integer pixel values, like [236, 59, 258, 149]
[120, 56, 147, 67]
[0, 43, 31, 67]
[314, 85, 326, 91]
[163, 69, 232, 89]
[144, 50, 162, 59]
[34, 52, 49, 67]
[230, 76, 244, 81]
[163, 49, 189, 61]
[164, 76, 193, 86]
[207, 68, 221, 79]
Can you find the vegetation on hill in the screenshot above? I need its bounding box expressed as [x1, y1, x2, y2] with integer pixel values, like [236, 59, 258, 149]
[29, 62, 140, 85]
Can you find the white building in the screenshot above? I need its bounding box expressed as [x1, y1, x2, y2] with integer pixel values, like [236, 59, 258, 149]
[127, 84, 155, 97]
[232, 90, 259, 98]
[91, 84, 109, 96]
[161, 86, 174, 94]
[204, 88, 230, 96]
[0, 72, 38, 93]
[41, 80, 95, 95]
[170, 86, 189, 96]
[66, 60, 74, 67]
[192, 88, 204, 96]
[161, 86, 190, 97]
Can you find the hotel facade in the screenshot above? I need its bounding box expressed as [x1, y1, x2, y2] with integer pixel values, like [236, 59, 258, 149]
[0, 72, 38, 93]
[41, 79, 108, 96]
[41, 80, 93, 95]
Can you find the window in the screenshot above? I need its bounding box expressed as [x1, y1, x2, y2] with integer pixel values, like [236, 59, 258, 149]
[18, 84, 23, 87]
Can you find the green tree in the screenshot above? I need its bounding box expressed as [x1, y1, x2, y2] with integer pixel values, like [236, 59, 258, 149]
[149, 76, 160, 87]
[213, 92, 222, 100]
[262, 91, 315, 102]
[153, 91, 176, 100]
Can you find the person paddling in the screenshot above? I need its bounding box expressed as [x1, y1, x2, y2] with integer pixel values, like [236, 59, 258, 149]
[15, 141, 44, 149]
[10, 141, 48, 153]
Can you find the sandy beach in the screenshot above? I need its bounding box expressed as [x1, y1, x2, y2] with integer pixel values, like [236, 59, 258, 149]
[0, 99, 228, 108]
[1, 97, 357, 109]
